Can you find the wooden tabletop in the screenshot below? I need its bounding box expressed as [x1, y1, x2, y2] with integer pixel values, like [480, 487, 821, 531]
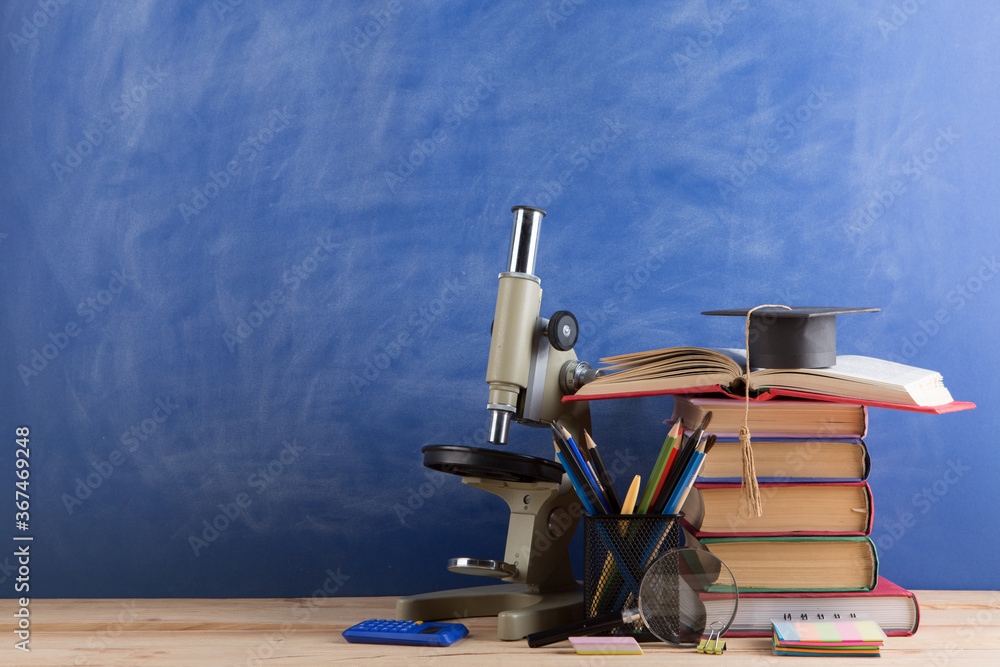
[3, 591, 999, 665]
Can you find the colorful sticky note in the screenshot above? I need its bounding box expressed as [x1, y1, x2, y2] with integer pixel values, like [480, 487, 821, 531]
[569, 636, 643, 655]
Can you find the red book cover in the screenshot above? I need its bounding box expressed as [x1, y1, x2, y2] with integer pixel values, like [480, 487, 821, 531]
[702, 576, 920, 637]
[564, 382, 976, 414]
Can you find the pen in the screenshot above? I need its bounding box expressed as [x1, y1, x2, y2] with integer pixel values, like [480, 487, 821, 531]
[621, 475, 641, 515]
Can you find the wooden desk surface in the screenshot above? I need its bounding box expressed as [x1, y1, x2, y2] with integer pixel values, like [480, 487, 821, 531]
[3, 592, 999, 666]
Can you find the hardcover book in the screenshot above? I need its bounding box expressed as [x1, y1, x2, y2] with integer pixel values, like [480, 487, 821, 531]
[694, 437, 870, 482]
[702, 576, 919, 637]
[670, 395, 869, 438]
[566, 347, 973, 413]
[698, 535, 879, 592]
[681, 481, 873, 537]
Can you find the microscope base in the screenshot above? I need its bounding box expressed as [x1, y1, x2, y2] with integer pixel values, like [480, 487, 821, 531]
[395, 582, 583, 641]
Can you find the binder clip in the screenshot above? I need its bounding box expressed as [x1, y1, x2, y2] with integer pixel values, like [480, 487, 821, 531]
[697, 621, 726, 655]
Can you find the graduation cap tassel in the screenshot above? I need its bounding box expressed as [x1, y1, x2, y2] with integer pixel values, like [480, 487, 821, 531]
[737, 304, 791, 518]
[738, 424, 763, 518]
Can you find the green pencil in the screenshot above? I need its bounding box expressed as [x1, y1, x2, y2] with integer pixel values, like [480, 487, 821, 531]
[637, 420, 682, 514]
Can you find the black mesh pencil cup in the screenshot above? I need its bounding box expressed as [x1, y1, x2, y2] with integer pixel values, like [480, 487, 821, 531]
[583, 514, 682, 642]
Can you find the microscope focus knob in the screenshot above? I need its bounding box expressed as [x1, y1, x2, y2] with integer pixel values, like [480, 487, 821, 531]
[559, 360, 604, 395]
[546, 310, 578, 351]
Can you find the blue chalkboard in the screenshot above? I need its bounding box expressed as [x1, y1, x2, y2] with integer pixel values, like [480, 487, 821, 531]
[1, 0, 998, 600]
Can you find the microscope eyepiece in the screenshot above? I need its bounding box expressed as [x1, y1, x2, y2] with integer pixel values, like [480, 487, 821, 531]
[506, 206, 545, 275]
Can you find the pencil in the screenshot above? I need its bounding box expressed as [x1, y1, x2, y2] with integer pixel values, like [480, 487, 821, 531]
[558, 425, 610, 513]
[554, 440, 597, 515]
[551, 426, 607, 514]
[670, 435, 714, 515]
[585, 431, 622, 514]
[651, 412, 711, 515]
[637, 421, 682, 514]
[593, 474, 641, 615]
[641, 432, 683, 514]
[663, 438, 708, 515]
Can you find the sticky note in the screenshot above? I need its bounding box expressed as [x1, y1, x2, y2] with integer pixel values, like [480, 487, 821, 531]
[569, 636, 643, 655]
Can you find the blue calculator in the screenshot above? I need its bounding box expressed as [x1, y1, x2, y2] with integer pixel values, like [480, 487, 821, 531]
[342, 619, 469, 647]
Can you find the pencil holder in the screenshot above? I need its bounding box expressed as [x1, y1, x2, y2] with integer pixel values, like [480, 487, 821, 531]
[583, 514, 682, 642]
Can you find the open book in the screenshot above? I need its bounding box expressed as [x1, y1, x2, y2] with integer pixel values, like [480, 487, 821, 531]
[567, 347, 973, 413]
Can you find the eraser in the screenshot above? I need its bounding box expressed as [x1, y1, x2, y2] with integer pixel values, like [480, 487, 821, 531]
[569, 636, 643, 655]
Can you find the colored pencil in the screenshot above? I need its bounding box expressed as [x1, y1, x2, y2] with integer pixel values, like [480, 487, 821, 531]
[585, 431, 622, 514]
[637, 421, 682, 514]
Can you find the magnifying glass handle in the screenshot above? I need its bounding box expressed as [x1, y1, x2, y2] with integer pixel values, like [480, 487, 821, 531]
[526, 609, 635, 648]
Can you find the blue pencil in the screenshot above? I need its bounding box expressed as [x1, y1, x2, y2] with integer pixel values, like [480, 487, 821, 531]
[558, 425, 611, 514]
[553, 442, 599, 514]
[664, 451, 705, 515]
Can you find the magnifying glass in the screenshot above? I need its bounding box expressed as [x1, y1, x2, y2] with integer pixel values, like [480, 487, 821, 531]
[526, 547, 738, 648]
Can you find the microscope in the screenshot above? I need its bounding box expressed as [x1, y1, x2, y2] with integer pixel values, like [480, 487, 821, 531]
[396, 206, 602, 640]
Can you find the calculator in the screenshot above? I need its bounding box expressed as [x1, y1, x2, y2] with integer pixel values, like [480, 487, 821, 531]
[341, 619, 469, 647]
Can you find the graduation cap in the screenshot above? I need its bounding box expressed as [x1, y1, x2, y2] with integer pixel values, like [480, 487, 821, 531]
[702, 306, 880, 369]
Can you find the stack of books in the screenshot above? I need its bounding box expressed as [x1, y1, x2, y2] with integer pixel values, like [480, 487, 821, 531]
[566, 345, 975, 638]
[673, 394, 913, 637]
